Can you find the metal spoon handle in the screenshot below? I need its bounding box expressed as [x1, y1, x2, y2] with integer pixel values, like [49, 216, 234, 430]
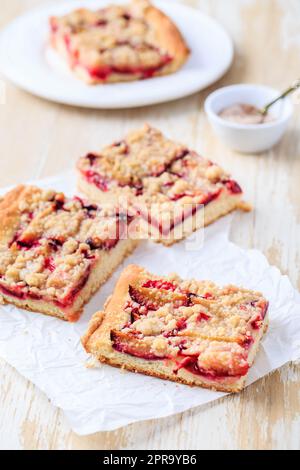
[261, 79, 300, 116]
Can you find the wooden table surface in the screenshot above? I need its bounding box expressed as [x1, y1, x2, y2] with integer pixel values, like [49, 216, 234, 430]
[0, 0, 299, 450]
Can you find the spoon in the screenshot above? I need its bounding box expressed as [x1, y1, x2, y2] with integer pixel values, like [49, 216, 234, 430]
[260, 79, 300, 116]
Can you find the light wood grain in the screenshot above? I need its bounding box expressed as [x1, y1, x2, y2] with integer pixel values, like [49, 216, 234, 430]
[0, 0, 299, 450]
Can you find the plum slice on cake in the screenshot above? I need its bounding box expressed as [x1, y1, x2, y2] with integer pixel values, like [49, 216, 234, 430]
[49, 0, 189, 84]
[77, 125, 250, 246]
[82, 265, 269, 393]
[0, 186, 137, 321]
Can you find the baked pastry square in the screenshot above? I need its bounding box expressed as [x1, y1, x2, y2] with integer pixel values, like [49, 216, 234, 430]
[77, 125, 250, 246]
[0, 186, 137, 321]
[82, 265, 269, 393]
[49, 0, 189, 84]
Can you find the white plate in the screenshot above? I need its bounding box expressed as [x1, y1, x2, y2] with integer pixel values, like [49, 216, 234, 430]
[0, 0, 233, 108]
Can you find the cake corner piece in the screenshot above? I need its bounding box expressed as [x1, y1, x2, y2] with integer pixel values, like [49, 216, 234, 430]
[82, 264, 268, 393]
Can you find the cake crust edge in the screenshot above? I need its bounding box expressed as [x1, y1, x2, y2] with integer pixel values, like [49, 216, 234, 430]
[145, 2, 190, 72]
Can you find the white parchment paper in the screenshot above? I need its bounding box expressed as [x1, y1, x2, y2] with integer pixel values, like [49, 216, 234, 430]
[0, 172, 300, 435]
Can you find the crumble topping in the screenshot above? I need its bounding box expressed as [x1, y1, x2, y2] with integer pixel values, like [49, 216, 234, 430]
[0, 187, 132, 307]
[50, 0, 184, 81]
[111, 267, 269, 379]
[83, 126, 188, 183]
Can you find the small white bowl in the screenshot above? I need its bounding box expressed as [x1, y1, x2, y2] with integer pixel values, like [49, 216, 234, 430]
[205, 84, 293, 153]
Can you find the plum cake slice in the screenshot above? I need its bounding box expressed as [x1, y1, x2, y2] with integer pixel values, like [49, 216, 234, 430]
[82, 265, 269, 393]
[77, 125, 251, 246]
[49, 0, 189, 84]
[0, 185, 137, 321]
